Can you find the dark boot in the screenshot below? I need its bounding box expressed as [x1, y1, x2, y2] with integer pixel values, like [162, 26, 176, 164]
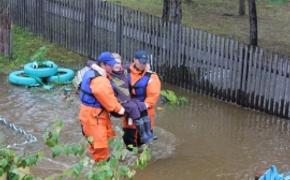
[135, 119, 152, 144]
[142, 116, 155, 142]
[123, 128, 138, 149]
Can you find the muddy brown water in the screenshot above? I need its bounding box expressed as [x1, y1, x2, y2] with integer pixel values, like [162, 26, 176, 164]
[1, 74, 290, 180]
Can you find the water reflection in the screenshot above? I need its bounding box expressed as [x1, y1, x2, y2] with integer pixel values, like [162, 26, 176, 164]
[136, 86, 290, 180]
[1, 76, 290, 179]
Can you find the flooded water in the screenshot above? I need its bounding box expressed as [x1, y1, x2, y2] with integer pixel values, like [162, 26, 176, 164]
[1, 73, 290, 180]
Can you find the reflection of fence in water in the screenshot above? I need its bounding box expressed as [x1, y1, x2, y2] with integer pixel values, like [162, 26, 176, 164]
[2, 0, 290, 118]
[177, 95, 290, 139]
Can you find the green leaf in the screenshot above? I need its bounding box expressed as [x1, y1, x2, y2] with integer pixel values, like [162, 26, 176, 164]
[63, 145, 72, 156]
[0, 159, 8, 168]
[119, 165, 130, 176]
[44, 131, 59, 148]
[135, 146, 151, 169]
[44, 121, 64, 148]
[0, 167, 4, 176]
[72, 163, 83, 176]
[78, 146, 86, 156]
[108, 158, 118, 169]
[52, 145, 63, 158]
[102, 169, 113, 179]
[22, 175, 33, 180]
[8, 168, 20, 180]
[24, 153, 41, 166]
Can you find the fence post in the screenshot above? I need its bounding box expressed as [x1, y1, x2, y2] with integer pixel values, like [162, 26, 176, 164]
[237, 45, 249, 106]
[20, 0, 27, 28]
[7, 20, 12, 57]
[84, 0, 94, 57]
[36, 0, 44, 35]
[242, 45, 251, 106]
[116, 12, 123, 54]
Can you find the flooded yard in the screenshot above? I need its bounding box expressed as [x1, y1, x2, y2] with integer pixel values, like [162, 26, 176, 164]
[1, 74, 290, 179]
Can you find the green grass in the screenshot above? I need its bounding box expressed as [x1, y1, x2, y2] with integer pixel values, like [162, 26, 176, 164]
[109, 0, 290, 56]
[2, 0, 289, 70]
[0, 26, 86, 74]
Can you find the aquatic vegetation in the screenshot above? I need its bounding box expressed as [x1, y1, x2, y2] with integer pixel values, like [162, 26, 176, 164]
[161, 89, 188, 105]
[0, 120, 151, 180]
[0, 148, 41, 179]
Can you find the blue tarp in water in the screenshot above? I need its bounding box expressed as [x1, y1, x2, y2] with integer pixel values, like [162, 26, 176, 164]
[259, 165, 290, 180]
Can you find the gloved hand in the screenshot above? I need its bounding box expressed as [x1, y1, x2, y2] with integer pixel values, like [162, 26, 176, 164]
[131, 98, 147, 112]
[111, 106, 125, 118]
[118, 107, 125, 115]
[122, 101, 140, 120]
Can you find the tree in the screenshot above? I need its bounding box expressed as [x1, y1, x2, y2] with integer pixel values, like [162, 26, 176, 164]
[239, 0, 246, 16]
[0, 6, 12, 57]
[162, 0, 182, 24]
[171, 0, 182, 24]
[248, 0, 258, 46]
[162, 0, 170, 22]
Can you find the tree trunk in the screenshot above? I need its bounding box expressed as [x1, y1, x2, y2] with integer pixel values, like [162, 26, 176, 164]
[162, 0, 182, 23]
[162, 0, 170, 22]
[248, 0, 258, 46]
[239, 0, 245, 16]
[171, 0, 182, 24]
[0, 6, 12, 57]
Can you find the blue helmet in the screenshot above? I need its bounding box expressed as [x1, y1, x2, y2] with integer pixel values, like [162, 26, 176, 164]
[96, 52, 117, 66]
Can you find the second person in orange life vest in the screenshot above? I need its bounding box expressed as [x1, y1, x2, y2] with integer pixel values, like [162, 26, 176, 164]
[122, 50, 161, 147]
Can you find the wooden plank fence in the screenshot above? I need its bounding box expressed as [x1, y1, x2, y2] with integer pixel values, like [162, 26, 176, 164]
[2, 0, 290, 118]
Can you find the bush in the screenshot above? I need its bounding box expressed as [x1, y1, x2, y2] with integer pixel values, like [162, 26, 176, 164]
[160, 89, 188, 105]
[0, 120, 151, 180]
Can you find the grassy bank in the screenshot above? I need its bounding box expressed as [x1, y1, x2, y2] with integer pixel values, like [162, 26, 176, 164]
[109, 0, 290, 56]
[0, 26, 86, 74]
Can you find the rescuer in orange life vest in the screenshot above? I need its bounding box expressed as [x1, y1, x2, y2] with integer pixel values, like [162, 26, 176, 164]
[122, 50, 161, 147]
[78, 52, 125, 162]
